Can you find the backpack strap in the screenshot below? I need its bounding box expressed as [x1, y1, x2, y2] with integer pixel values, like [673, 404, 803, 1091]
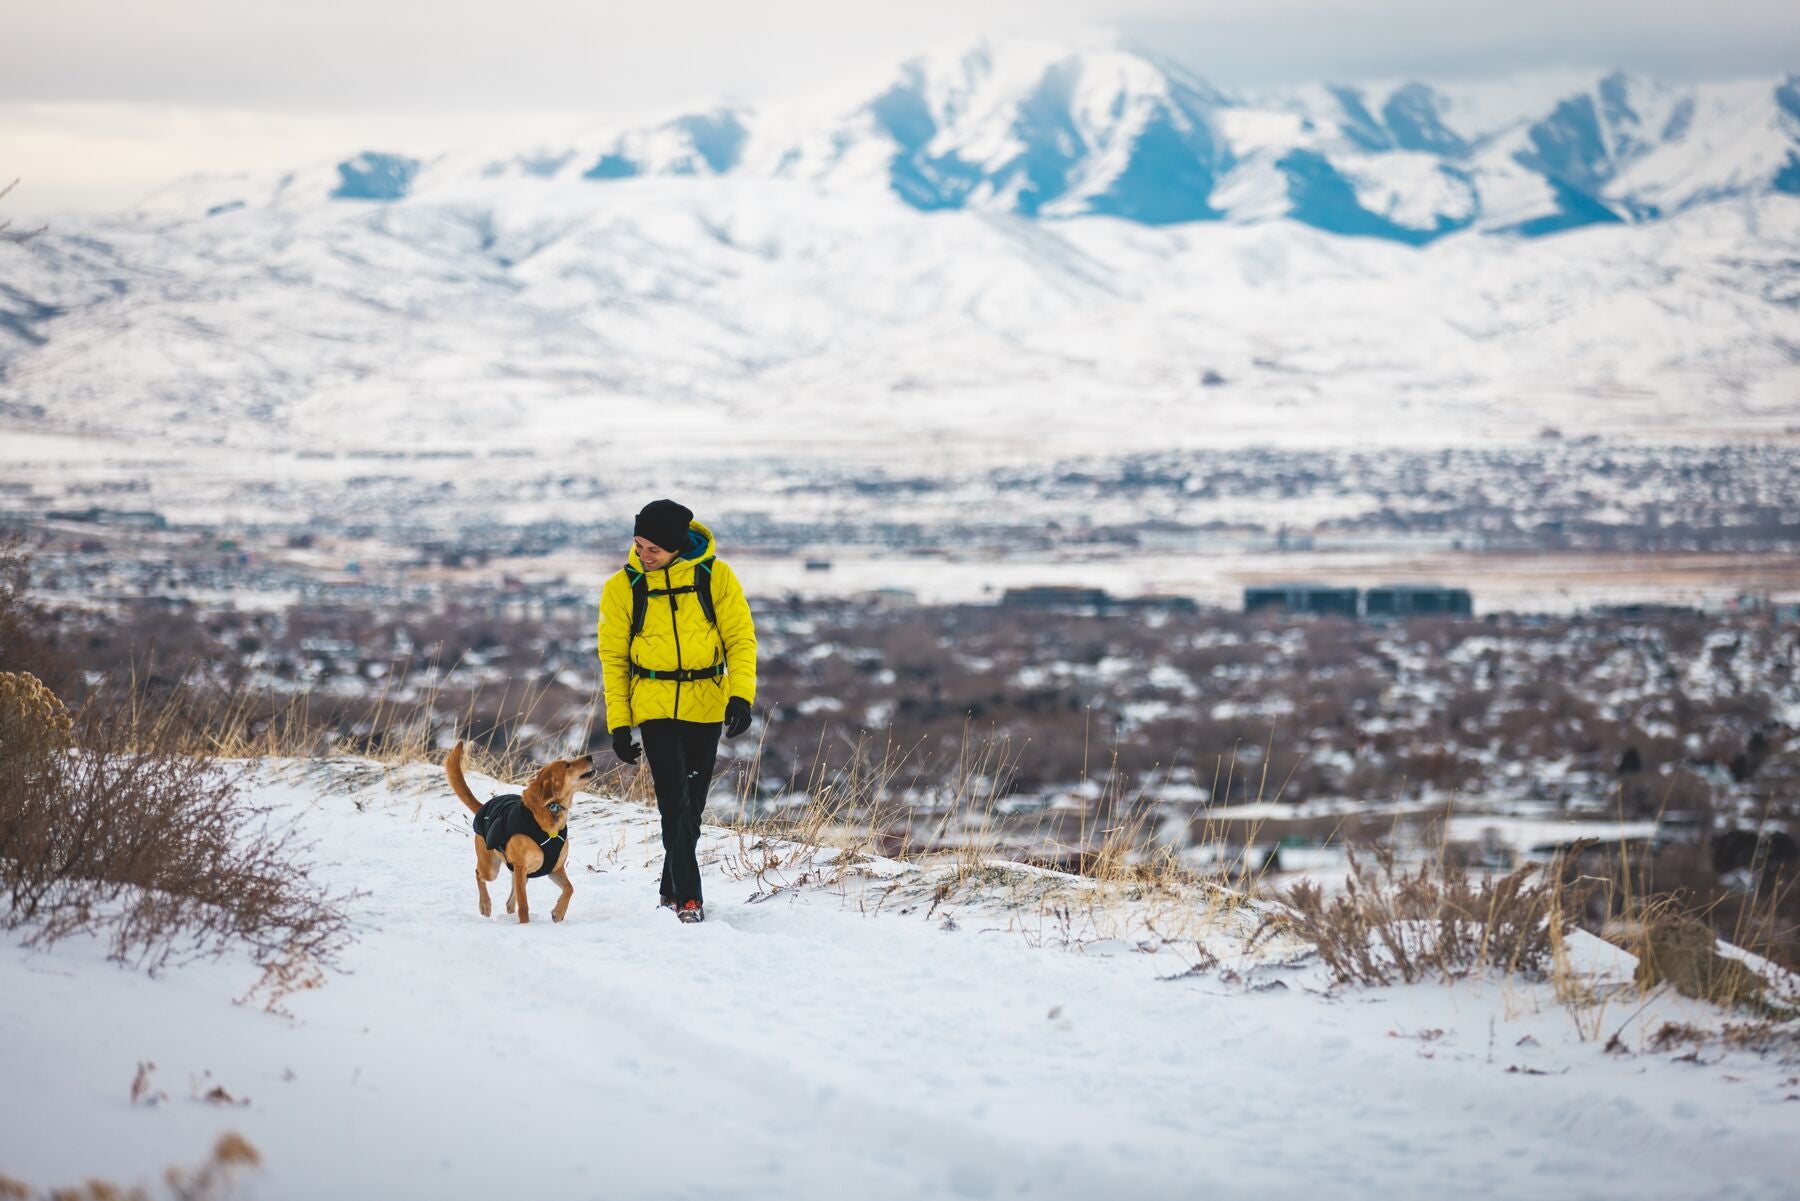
[626, 561, 718, 634]
[692, 561, 721, 672]
[622, 557, 723, 682]
[625, 564, 649, 637]
[695, 560, 717, 628]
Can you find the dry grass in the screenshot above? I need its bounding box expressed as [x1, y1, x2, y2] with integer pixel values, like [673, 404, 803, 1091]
[180, 658, 580, 782]
[1260, 845, 1597, 987]
[684, 719, 1291, 956]
[717, 726, 932, 897]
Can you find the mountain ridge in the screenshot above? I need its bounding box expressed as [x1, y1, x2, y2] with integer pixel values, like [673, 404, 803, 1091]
[131, 36, 1800, 246]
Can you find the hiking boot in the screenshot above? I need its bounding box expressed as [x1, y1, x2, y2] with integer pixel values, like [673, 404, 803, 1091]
[659, 894, 676, 910]
[677, 900, 705, 924]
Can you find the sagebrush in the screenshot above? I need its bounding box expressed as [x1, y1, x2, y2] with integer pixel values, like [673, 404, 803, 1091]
[0, 688, 354, 974]
[1262, 846, 1594, 986]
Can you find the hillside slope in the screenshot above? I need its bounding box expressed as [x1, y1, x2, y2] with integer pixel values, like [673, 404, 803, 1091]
[3, 181, 1795, 453]
[1, 758, 1795, 1200]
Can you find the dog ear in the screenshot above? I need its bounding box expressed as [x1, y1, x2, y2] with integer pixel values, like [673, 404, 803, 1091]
[521, 763, 553, 805]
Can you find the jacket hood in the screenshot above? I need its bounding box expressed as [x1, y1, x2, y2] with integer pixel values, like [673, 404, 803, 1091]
[627, 520, 716, 576]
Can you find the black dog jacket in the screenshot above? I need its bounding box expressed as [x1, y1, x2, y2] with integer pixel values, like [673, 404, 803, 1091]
[472, 794, 567, 878]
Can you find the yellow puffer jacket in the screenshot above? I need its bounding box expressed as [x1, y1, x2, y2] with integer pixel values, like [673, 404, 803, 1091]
[597, 520, 757, 729]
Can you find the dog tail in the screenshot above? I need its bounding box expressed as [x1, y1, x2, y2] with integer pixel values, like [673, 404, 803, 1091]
[446, 741, 483, 816]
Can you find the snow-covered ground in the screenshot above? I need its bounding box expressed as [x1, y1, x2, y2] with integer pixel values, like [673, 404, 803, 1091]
[2, 757, 1796, 1200]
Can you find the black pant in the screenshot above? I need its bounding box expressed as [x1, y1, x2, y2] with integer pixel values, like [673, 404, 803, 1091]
[640, 719, 722, 906]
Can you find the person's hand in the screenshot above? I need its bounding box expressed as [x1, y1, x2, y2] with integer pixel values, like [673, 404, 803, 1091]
[611, 726, 641, 764]
[724, 696, 753, 738]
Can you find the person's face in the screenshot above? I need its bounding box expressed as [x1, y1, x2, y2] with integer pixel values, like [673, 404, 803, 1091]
[635, 536, 677, 569]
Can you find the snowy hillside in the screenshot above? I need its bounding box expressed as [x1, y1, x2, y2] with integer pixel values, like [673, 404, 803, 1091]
[2, 178, 1796, 454]
[2, 757, 1797, 1200]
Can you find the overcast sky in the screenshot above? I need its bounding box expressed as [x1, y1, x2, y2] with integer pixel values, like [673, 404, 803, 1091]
[5, 0, 1798, 217]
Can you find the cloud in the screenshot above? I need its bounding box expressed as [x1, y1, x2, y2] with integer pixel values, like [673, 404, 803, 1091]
[7, 1, 1087, 111]
[0, 103, 604, 220]
[7, 0, 1795, 113]
[1129, 0, 1800, 85]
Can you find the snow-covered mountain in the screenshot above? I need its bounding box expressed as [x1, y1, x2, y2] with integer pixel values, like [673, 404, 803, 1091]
[151, 35, 1800, 244]
[1, 35, 1797, 454]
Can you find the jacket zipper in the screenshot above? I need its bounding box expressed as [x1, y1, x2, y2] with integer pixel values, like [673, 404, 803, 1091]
[666, 566, 682, 721]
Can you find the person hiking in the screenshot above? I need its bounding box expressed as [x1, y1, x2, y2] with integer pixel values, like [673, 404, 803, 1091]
[598, 499, 757, 924]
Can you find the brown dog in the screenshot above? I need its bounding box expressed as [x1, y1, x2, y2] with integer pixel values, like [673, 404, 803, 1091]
[446, 741, 594, 924]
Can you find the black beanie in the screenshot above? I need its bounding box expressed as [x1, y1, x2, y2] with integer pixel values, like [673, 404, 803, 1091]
[634, 499, 693, 553]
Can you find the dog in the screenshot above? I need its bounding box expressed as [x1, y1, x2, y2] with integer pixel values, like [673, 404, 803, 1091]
[446, 741, 594, 924]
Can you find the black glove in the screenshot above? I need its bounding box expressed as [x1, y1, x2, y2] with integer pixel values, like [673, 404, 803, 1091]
[723, 696, 753, 738]
[611, 726, 641, 764]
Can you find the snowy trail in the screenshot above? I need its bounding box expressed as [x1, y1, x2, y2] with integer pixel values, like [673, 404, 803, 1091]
[2, 759, 1795, 1200]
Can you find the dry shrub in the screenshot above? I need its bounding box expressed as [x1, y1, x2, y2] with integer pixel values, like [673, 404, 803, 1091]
[0, 671, 73, 759]
[1568, 836, 1800, 978]
[1718, 1021, 1800, 1053]
[0, 694, 354, 975]
[1633, 918, 1773, 1012]
[162, 1132, 261, 1201]
[1263, 846, 1592, 986]
[4, 1133, 261, 1201]
[1648, 1020, 1707, 1051]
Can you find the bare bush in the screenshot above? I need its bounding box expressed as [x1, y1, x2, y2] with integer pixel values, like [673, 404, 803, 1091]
[1263, 846, 1594, 986]
[0, 695, 355, 974]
